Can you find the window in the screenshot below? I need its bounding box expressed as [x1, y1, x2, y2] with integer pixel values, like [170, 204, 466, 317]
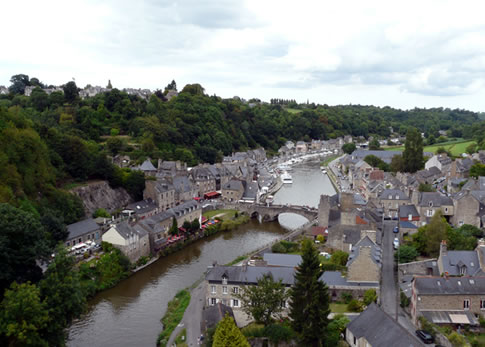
[211, 298, 217, 306]
[481, 299, 485, 310]
[222, 286, 227, 294]
[427, 210, 434, 217]
[445, 207, 448, 213]
[460, 266, 466, 275]
[232, 287, 239, 294]
[408, 214, 412, 221]
[233, 299, 239, 307]
[222, 277, 228, 285]
[464, 299, 470, 310]
[78, 238, 82, 243]
[280, 301, 286, 308]
[459, 221, 464, 226]
[395, 195, 399, 200]
[87, 234, 90, 240]
[388, 195, 392, 199]
[211, 286, 216, 294]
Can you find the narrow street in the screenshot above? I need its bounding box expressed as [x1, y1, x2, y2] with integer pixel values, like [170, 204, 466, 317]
[380, 220, 398, 318]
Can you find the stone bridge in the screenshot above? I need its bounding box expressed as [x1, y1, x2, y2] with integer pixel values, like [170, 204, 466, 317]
[225, 203, 318, 223]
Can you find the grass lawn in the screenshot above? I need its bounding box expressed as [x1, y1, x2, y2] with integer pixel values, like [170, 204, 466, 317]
[321, 155, 339, 167]
[157, 290, 191, 347]
[203, 209, 237, 219]
[330, 303, 348, 313]
[385, 139, 475, 156]
[175, 328, 188, 347]
[285, 108, 303, 114]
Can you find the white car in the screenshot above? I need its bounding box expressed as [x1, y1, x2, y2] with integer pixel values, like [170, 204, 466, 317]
[393, 237, 400, 250]
[319, 252, 331, 259]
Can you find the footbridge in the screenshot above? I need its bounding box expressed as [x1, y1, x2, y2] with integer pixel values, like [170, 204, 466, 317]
[225, 202, 318, 223]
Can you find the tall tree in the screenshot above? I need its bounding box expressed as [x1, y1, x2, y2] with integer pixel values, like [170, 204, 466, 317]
[0, 282, 49, 347]
[341, 143, 356, 155]
[212, 314, 250, 347]
[402, 127, 424, 173]
[62, 81, 79, 103]
[289, 239, 330, 346]
[369, 138, 380, 150]
[39, 246, 86, 345]
[235, 273, 289, 325]
[169, 217, 178, 236]
[8, 74, 30, 94]
[0, 204, 49, 295]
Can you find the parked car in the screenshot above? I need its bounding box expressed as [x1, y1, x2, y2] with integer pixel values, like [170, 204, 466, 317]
[415, 330, 434, 344]
[393, 237, 400, 250]
[393, 226, 399, 233]
[319, 251, 331, 259]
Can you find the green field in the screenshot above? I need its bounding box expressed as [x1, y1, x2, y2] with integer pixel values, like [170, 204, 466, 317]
[330, 303, 348, 313]
[385, 139, 475, 156]
[285, 108, 302, 114]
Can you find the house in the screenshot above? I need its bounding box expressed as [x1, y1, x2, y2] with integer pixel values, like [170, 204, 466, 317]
[452, 189, 485, 228]
[157, 160, 187, 178]
[410, 276, 483, 326]
[415, 167, 442, 185]
[346, 303, 424, 347]
[263, 253, 302, 268]
[66, 218, 101, 247]
[136, 159, 157, 176]
[378, 189, 409, 219]
[425, 154, 452, 174]
[143, 180, 176, 211]
[451, 157, 474, 179]
[295, 141, 308, 153]
[242, 180, 259, 203]
[205, 265, 295, 320]
[398, 205, 420, 235]
[125, 199, 159, 219]
[437, 240, 485, 277]
[190, 167, 217, 197]
[221, 180, 244, 202]
[320, 271, 379, 302]
[172, 175, 197, 204]
[102, 222, 150, 263]
[415, 192, 453, 225]
[201, 303, 235, 333]
[346, 235, 382, 283]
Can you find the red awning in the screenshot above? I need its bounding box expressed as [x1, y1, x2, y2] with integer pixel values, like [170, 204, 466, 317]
[201, 216, 208, 224]
[193, 197, 201, 201]
[204, 191, 221, 199]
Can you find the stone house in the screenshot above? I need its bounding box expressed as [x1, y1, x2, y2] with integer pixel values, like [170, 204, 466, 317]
[311, 139, 322, 150]
[143, 180, 176, 211]
[295, 141, 308, 153]
[346, 303, 424, 347]
[415, 166, 442, 185]
[171, 175, 197, 204]
[247, 148, 266, 162]
[125, 199, 159, 219]
[190, 167, 216, 197]
[398, 205, 420, 235]
[242, 180, 259, 203]
[346, 234, 382, 283]
[65, 218, 102, 247]
[102, 222, 150, 263]
[437, 240, 485, 277]
[450, 157, 474, 179]
[378, 189, 409, 219]
[204, 265, 294, 318]
[425, 154, 452, 175]
[410, 276, 483, 326]
[278, 145, 291, 158]
[221, 180, 244, 202]
[415, 192, 453, 225]
[157, 160, 187, 178]
[452, 189, 485, 228]
[136, 159, 157, 176]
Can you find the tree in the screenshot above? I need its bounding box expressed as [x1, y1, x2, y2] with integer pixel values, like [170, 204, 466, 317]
[63, 81, 79, 103]
[395, 245, 419, 263]
[402, 127, 424, 173]
[341, 143, 356, 155]
[0, 204, 49, 295]
[447, 226, 478, 251]
[470, 163, 485, 178]
[93, 208, 110, 218]
[212, 314, 250, 347]
[235, 274, 289, 325]
[166, 80, 177, 92]
[39, 247, 86, 345]
[191, 218, 200, 232]
[106, 137, 125, 155]
[0, 282, 49, 347]
[9, 74, 30, 94]
[107, 80, 113, 89]
[181, 83, 204, 96]
[466, 143, 478, 155]
[330, 250, 349, 266]
[289, 239, 330, 346]
[390, 154, 405, 173]
[40, 212, 69, 246]
[326, 314, 349, 347]
[169, 217, 178, 236]
[420, 211, 451, 257]
[418, 183, 434, 192]
[363, 289, 377, 306]
[364, 155, 389, 171]
[369, 138, 380, 150]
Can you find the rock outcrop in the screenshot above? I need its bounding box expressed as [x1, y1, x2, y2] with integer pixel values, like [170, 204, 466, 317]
[70, 180, 133, 216]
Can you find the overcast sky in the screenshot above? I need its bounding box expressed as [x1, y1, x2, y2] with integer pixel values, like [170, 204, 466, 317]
[2, 0, 485, 111]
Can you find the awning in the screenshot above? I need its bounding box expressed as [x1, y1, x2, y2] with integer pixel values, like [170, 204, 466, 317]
[204, 192, 221, 199]
[421, 310, 479, 326]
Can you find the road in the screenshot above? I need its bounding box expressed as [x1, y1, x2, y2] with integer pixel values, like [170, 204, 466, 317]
[167, 283, 206, 346]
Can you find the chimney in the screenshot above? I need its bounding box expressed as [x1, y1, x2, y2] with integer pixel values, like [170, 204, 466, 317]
[440, 240, 447, 256]
[242, 261, 248, 272]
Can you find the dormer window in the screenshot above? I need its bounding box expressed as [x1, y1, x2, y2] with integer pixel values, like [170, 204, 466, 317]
[395, 195, 399, 199]
[388, 195, 392, 199]
[222, 275, 228, 285]
[460, 267, 466, 275]
[429, 201, 433, 207]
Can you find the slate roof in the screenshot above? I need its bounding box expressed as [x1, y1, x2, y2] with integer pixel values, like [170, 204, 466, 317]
[205, 266, 295, 285]
[172, 175, 193, 194]
[243, 181, 259, 200]
[350, 149, 403, 164]
[399, 221, 418, 229]
[223, 179, 244, 191]
[440, 250, 481, 276]
[419, 192, 453, 207]
[414, 276, 485, 295]
[67, 218, 99, 240]
[112, 222, 147, 239]
[139, 159, 157, 171]
[379, 189, 408, 200]
[202, 303, 235, 331]
[263, 253, 302, 268]
[346, 303, 425, 347]
[319, 271, 379, 288]
[347, 235, 382, 268]
[126, 199, 158, 214]
[399, 205, 419, 218]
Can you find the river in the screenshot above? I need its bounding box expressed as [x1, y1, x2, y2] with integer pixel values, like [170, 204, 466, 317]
[67, 161, 335, 347]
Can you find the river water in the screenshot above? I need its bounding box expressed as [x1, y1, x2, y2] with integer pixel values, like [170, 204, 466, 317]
[67, 161, 335, 347]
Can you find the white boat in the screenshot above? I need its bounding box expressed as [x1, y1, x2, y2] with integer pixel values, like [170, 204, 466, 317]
[281, 171, 293, 184]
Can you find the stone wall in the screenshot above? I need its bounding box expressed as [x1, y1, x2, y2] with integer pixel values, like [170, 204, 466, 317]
[347, 247, 380, 282]
[70, 180, 132, 215]
[398, 259, 437, 277]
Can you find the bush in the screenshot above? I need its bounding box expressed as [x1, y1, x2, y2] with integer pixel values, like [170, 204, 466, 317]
[157, 290, 191, 347]
[400, 291, 410, 308]
[316, 235, 325, 243]
[395, 245, 419, 263]
[363, 289, 377, 306]
[341, 292, 353, 304]
[347, 299, 363, 312]
[262, 324, 295, 343]
[330, 250, 349, 266]
[271, 242, 287, 253]
[93, 208, 110, 218]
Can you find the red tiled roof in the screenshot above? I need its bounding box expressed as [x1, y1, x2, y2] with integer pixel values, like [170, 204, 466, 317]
[310, 226, 327, 236]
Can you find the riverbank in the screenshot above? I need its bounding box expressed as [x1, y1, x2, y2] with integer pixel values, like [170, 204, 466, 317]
[326, 156, 343, 193]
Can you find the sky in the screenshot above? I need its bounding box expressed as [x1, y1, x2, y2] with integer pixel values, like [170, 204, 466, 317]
[2, 0, 485, 111]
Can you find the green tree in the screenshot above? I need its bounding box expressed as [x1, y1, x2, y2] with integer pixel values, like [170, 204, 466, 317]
[39, 246, 86, 345]
[0, 282, 49, 347]
[418, 183, 434, 192]
[0, 204, 49, 295]
[341, 143, 356, 155]
[93, 208, 110, 218]
[106, 137, 124, 155]
[40, 211, 69, 246]
[390, 154, 405, 173]
[363, 289, 377, 306]
[212, 314, 250, 347]
[8, 74, 30, 94]
[235, 274, 289, 326]
[191, 218, 200, 232]
[470, 163, 485, 178]
[289, 239, 330, 346]
[447, 227, 478, 251]
[395, 245, 419, 263]
[326, 314, 349, 347]
[466, 143, 477, 155]
[363, 155, 389, 171]
[330, 250, 349, 266]
[62, 81, 79, 103]
[369, 138, 380, 150]
[402, 127, 424, 173]
[169, 217, 178, 236]
[419, 211, 451, 257]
